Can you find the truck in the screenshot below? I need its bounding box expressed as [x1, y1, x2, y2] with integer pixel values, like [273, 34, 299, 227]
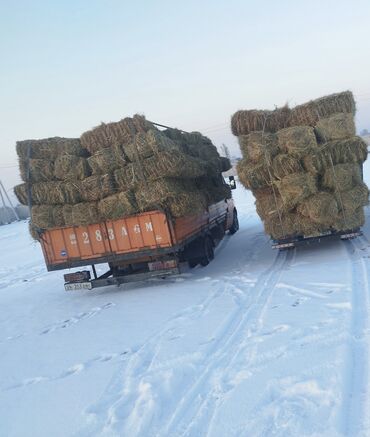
[39, 179, 238, 291]
[272, 164, 364, 250]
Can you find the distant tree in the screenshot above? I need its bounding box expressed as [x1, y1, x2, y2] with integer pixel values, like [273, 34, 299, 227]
[360, 128, 369, 136]
[220, 143, 231, 159]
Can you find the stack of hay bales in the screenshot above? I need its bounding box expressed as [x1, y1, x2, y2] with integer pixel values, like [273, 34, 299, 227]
[232, 91, 369, 240]
[14, 116, 231, 238]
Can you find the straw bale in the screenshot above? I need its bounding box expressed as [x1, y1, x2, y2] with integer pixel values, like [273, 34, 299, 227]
[54, 155, 91, 181]
[335, 183, 369, 214]
[135, 178, 205, 217]
[29, 223, 41, 240]
[275, 172, 317, 209]
[16, 137, 85, 160]
[272, 154, 303, 179]
[263, 212, 298, 240]
[31, 205, 65, 229]
[81, 174, 116, 202]
[87, 148, 125, 175]
[143, 151, 206, 180]
[197, 175, 232, 203]
[81, 115, 154, 154]
[297, 192, 339, 226]
[303, 137, 368, 174]
[238, 132, 279, 162]
[289, 91, 356, 127]
[231, 105, 291, 136]
[322, 163, 361, 192]
[334, 207, 365, 231]
[72, 202, 100, 226]
[114, 164, 141, 191]
[14, 183, 29, 205]
[254, 187, 286, 220]
[314, 113, 356, 142]
[124, 129, 179, 161]
[62, 205, 74, 227]
[62, 182, 83, 204]
[278, 126, 317, 157]
[19, 159, 54, 182]
[98, 191, 138, 220]
[237, 159, 272, 190]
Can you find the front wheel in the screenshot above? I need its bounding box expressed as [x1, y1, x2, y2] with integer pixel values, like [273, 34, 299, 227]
[229, 210, 239, 234]
[200, 236, 215, 267]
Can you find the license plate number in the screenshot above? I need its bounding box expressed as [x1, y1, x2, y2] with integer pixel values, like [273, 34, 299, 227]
[65, 282, 92, 291]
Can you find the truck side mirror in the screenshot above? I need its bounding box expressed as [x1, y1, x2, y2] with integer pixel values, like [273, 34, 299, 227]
[229, 176, 236, 190]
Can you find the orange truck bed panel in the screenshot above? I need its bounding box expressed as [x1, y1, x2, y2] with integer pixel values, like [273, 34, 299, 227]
[41, 200, 232, 270]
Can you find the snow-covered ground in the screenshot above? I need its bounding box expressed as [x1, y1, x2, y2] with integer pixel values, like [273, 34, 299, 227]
[1, 165, 370, 437]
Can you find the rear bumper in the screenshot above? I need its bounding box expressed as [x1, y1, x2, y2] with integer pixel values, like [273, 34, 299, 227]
[272, 229, 362, 249]
[64, 267, 181, 290]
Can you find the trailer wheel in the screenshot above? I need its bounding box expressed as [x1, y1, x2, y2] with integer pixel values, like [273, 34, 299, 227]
[200, 236, 214, 267]
[229, 210, 239, 234]
[188, 259, 198, 268]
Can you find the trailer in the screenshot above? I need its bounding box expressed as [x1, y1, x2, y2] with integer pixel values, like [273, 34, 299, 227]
[39, 195, 238, 291]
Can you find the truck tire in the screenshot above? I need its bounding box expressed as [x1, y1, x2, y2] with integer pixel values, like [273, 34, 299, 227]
[229, 210, 239, 234]
[200, 236, 214, 267]
[188, 259, 198, 268]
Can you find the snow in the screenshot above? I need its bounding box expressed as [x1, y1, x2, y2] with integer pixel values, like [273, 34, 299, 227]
[1, 164, 370, 436]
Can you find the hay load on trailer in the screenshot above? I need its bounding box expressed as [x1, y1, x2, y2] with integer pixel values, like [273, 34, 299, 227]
[232, 90, 368, 247]
[14, 115, 232, 238]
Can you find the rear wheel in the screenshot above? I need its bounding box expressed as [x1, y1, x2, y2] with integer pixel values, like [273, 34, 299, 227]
[229, 210, 239, 235]
[200, 236, 214, 266]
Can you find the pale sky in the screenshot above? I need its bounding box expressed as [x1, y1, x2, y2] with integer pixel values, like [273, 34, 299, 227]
[1, 0, 370, 197]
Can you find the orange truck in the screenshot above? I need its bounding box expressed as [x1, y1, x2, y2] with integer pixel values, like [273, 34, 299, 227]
[40, 179, 238, 290]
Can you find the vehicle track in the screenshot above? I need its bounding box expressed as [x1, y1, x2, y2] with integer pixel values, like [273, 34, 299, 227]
[76, 232, 274, 436]
[343, 237, 370, 436]
[160, 248, 294, 437]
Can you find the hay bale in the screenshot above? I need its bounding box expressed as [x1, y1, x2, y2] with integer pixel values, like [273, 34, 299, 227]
[114, 164, 141, 191]
[143, 151, 206, 180]
[272, 154, 303, 179]
[297, 192, 339, 226]
[81, 115, 154, 154]
[275, 172, 317, 209]
[277, 126, 317, 157]
[237, 159, 272, 190]
[62, 205, 74, 227]
[54, 155, 91, 181]
[302, 137, 367, 174]
[263, 212, 298, 240]
[334, 207, 365, 231]
[14, 183, 29, 205]
[196, 175, 232, 203]
[335, 183, 369, 214]
[87, 148, 126, 175]
[124, 129, 179, 161]
[238, 132, 279, 162]
[19, 159, 54, 182]
[322, 163, 361, 191]
[31, 205, 65, 229]
[16, 137, 85, 160]
[98, 191, 138, 220]
[136, 178, 205, 217]
[289, 91, 356, 127]
[254, 187, 286, 220]
[231, 105, 291, 136]
[314, 113, 356, 142]
[72, 203, 100, 226]
[81, 174, 116, 202]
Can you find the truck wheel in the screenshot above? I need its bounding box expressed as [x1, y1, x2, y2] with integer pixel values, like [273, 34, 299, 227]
[189, 259, 198, 268]
[229, 210, 239, 235]
[200, 236, 214, 267]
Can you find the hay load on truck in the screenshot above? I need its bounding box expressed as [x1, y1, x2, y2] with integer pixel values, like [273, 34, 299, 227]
[232, 91, 369, 249]
[14, 115, 238, 290]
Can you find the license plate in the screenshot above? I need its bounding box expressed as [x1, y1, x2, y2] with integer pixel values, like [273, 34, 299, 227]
[148, 260, 177, 271]
[65, 282, 92, 291]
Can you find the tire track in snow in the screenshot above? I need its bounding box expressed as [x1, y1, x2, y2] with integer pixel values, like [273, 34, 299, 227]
[160, 249, 294, 437]
[76, 232, 271, 436]
[343, 238, 370, 436]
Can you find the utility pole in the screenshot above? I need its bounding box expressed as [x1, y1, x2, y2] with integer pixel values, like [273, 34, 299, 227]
[0, 180, 19, 221]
